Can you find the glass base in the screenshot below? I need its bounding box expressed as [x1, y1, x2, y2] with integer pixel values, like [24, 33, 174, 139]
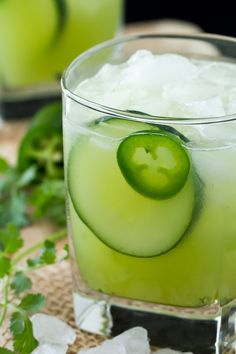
[72, 282, 236, 354]
[0, 81, 61, 119]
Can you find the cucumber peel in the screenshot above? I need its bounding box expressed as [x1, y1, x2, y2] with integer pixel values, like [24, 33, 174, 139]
[68, 118, 201, 257]
[52, 0, 67, 43]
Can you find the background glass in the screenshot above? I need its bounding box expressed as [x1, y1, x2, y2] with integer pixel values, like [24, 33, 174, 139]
[0, 0, 123, 119]
[62, 34, 236, 354]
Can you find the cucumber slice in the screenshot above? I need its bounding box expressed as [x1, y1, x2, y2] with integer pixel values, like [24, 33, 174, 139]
[127, 110, 189, 142]
[117, 130, 190, 199]
[92, 116, 160, 138]
[53, 0, 67, 41]
[68, 119, 196, 257]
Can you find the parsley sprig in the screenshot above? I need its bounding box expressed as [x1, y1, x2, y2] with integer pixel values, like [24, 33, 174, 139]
[0, 225, 67, 353]
[0, 102, 68, 353]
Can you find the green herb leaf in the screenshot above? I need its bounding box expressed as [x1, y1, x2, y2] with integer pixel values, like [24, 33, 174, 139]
[0, 224, 23, 254]
[0, 163, 32, 228]
[0, 256, 11, 278]
[0, 190, 29, 228]
[11, 271, 32, 295]
[0, 157, 9, 173]
[0, 167, 16, 193]
[63, 244, 69, 260]
[28, 239, 57, 267]
[16, 165, 37, 188]
[10, 312, 38, 354]
[40, 240, 56, 264]
[0, 347, 15, 354]
[30, 179, 66, 226]
[18, 294, 46, 313]
[10, 312, 25, 334]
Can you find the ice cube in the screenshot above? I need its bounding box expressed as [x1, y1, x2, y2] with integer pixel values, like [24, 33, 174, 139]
[79, 327, 150, 354]
[74, 294, 111, 335]
[120, 53, 198, 91]
[31, 343, 68, 354]
[128, 96, 171, 117]
[152, 349, 193, 354]
[226, 88, 236, 115]
[200, 62, 236, 87]
[127, 50, 154, 65]
[31, 314, 76, 345]
[163, 80, 222, 104]
[185, 96, 225, 118]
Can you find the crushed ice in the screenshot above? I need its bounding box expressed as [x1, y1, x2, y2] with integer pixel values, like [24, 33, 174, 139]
[30, 313, 76, 354]
[29, 314, 194, 354]
[31, 343, 68, 354]
[78, 327, 193, 354]
[153, 349, 193, 354]
[76, 50, 236, 118]
[31, 313, 76, 345]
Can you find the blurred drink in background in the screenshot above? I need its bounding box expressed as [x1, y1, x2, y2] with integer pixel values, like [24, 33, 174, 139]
[0, 0, 123, 119]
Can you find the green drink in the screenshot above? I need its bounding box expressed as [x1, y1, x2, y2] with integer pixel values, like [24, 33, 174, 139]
[0, 0, 122, 118]
[62, 34, 236, 353]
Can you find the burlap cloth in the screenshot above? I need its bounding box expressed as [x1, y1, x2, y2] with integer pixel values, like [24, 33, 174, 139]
[1, 261, 106, 353]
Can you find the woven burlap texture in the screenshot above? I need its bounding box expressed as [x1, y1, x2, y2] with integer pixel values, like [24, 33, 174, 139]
[1, 261, 104, 353]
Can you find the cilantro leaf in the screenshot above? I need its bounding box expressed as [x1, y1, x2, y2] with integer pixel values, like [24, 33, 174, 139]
[10, 311, 25, 334]
[0, 348, 15, 354]
[0, 256, 11, 278]
[30, 179, 66, 226]
[16, 165, 37, 188]
[18, 294, 46, 313]
[40, 240, 56, 264]
[27, 239, 56, 267]
[0, 164, 32, 228]
[0, 157, 9, 173]
[0, 167, 17, 193]
[0, 224, 23, 254]
[10, 312, 38, 354]
[0, 190, 29, 228]
[11, 271, 32, 295]
[63, 243, 69, 260]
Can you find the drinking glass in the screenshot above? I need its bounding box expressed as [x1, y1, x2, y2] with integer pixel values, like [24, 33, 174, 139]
[0, 0, 123, 119]
[62, 34, 236, 354]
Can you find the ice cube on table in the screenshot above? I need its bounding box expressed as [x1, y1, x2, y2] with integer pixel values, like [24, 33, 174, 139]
[31, 313, 76, 345]
[31, 343, 68, 354]
[73, 293, 111, 335]
[79, 327, 150, 354]
[152, 349, 193, 354]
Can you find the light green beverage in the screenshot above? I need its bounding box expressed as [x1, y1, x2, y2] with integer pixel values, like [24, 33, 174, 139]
[62, 34, 236, 352]
[0, 0, 122, 118]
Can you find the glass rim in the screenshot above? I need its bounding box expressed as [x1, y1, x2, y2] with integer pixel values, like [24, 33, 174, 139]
[61, 32, 236, 125]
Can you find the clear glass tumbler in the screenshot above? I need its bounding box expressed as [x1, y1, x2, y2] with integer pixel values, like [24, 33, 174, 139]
[62, 34, 236, 354]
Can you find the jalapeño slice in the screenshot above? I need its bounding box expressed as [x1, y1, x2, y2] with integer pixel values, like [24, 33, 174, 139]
[117, 130, 190, 199]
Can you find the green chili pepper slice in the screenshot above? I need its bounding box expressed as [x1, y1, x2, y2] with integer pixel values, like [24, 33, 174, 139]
[117, 130, 190, 199]
[17, 102, 63, 180]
